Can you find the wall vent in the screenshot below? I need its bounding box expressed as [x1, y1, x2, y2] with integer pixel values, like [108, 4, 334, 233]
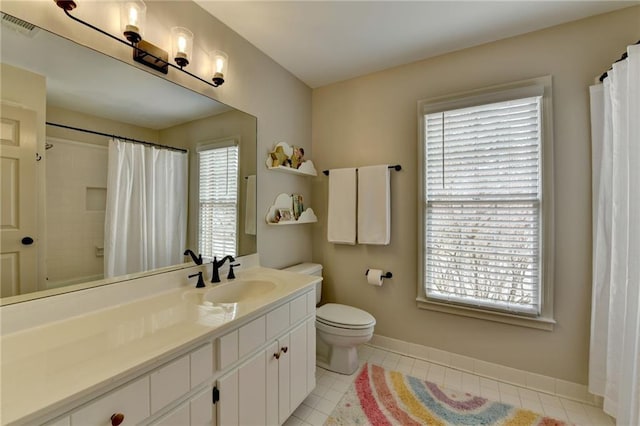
[1, 12, 39, 38]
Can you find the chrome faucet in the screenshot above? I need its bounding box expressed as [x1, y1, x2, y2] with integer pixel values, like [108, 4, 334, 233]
[211, 255, 235, 283]
[184, 249, 203, 265]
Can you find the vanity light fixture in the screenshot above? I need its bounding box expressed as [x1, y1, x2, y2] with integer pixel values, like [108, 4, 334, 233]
[171, 27, 193, 68]
[53, 0, 228, 87]
[210, 50, 228, 87]
[122, 0, 168, 74]
[120, 0, 145, 43]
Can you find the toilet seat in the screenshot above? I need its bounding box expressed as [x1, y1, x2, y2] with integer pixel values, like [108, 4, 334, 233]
[316, 303, 376, 330]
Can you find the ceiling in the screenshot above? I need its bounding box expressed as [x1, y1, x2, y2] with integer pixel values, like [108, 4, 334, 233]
[195, 1, 638, 88]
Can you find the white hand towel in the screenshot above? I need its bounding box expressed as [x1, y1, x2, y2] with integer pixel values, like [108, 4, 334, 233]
[357, 165, 390, 245]
[327, 168, 357, 244]
[244, 175, 256, 235]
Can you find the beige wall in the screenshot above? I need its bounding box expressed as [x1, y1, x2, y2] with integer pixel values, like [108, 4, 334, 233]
[1, 0, 313, 269]
[311, 7, 640, 384]
[160, 109, 258, 256]
[46, 106, 161, 146]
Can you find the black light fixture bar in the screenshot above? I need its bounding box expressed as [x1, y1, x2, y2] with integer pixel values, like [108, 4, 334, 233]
[55, 0, 224, 87]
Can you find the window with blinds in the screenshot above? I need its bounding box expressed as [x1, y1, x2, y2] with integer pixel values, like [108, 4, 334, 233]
[198, 143, 238, 259]
[423, 95, 542, 316]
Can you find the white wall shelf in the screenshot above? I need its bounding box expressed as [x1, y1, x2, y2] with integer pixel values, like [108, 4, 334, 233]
[265, 142, 317, 177]
[266, 193, 317, 225]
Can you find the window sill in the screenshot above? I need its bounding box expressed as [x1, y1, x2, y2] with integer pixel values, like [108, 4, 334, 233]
[416, 297, 556, 331]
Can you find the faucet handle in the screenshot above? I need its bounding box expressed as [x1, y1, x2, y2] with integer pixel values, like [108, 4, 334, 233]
[228, 263, 240, 280]
[188, 271, 206, 288]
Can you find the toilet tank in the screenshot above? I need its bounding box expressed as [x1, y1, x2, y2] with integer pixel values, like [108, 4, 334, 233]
[283, 263, 323, 304]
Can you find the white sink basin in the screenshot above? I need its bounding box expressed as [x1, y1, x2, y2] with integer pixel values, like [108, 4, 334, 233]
[205, 279, 277, 303]
[183, 279, 278, 306]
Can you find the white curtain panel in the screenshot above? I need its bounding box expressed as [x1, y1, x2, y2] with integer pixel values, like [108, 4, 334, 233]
[589, 43, 639, 425]
[104, 139, 187, 278]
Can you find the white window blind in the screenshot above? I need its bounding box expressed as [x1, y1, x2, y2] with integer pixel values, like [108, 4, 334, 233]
[198, 144, 238, 259]
[424, 96, 542, 315]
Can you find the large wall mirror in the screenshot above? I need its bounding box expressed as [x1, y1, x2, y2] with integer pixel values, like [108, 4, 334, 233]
[0, 13, 257, 305]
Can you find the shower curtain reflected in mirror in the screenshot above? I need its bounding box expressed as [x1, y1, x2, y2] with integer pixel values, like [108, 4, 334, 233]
[104, 139, 187, 278]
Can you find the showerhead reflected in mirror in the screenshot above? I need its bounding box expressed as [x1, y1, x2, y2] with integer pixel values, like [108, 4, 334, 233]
[0, 13, 257, 305]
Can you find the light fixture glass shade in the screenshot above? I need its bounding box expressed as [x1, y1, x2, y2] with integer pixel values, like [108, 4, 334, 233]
[120, 0, 146, 43]
[171, 27, 194, 67]
[210, 50, 228, 86]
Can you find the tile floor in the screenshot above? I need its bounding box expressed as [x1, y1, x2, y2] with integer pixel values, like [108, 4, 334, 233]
[284, 345, 615, 426]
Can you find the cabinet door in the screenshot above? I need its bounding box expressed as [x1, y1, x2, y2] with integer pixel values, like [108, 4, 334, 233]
[238, 351, 267, 426]
[306, 318, 316, 393]
[289, 322, 308, 411]
[277, 334, 291, 424]
[190, 387, 214, 426]
[217, 370, 238, 426]
[265, 341, 279, 426]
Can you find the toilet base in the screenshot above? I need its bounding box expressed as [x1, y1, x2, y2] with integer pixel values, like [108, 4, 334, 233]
[316, 334, 361, 375]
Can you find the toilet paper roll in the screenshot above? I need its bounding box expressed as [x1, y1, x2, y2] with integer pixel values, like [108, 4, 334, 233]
[367, 269, 384, 286]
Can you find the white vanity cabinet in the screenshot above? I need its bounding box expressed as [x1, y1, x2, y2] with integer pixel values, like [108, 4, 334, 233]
[266, 319, 316, 425]
[3, 273, 319, 426]
[70, 375, 151, 425]
[215, 290, 316, 426]
[152, 386, 213, 426]
[42, 342, 214, 426]
[150, 344, 215, 426]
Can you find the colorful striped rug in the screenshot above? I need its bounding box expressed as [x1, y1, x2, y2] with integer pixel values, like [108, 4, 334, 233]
[324, 363, 571, 426]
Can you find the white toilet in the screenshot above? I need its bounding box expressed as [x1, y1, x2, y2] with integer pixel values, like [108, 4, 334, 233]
[284, 263, 376, 375]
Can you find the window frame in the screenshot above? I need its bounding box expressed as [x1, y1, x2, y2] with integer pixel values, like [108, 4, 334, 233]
[196, 137, 240, 260]
[417, 76, 556, 330]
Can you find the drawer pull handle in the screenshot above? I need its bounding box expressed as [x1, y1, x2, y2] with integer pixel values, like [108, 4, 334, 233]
[281, 346, 288, 354]
[111, 413, 125, 426]
[273, 351, 281, 360]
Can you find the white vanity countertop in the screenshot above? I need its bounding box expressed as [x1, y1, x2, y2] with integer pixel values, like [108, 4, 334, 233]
[0, 267, 319, 425]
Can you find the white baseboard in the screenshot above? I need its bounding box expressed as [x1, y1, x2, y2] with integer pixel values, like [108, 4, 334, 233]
[368, 334, 603, 407]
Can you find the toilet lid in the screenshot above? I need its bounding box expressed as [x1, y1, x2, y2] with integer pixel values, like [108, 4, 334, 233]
[316, 303, 376, 329]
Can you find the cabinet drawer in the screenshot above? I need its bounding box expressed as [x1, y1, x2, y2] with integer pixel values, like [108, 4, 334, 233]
[217, 329, 238, 370]
[239, 315, 266, 358]
[43, 416, 70, 426]
[152, 404, 190, 426]
[306, 290, 316, 314]
[150, 354, 190, 413]
[71, 376, 150, 425]
[290, 294, 307, 325]
[266, 303, 289, 340]
[190, 342, 213, 388]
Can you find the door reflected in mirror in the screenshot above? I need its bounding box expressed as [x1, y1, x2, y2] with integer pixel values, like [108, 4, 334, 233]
[0, 13, 257, 304]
